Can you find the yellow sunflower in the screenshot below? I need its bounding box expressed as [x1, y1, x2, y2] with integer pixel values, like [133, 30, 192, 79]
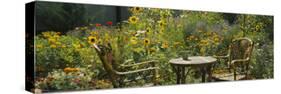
[88, 36, 97, 45]
[158, 20, 166, 27]
[132, 7, 142, 13]
[128, 16, 138, 24]
[146, 27, 152, 34]
[143, 38, 150, 46]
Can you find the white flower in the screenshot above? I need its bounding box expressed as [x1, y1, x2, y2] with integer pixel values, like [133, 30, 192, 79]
[137, 30, 146, 34]
[135, 30, 146, 36]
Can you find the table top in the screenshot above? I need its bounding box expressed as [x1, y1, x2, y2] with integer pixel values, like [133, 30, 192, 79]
[169, 56, 216, 65]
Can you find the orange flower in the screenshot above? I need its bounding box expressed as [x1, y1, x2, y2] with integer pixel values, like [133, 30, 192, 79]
[64, 67, 72, 73]
[64, 67, 80, 73]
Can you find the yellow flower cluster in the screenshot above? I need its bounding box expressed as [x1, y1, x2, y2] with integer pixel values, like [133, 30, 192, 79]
[199, 39, 209, 46]
[42, 32, 60, 38]
[186, 35, 198, 41]
[42, 31, 63, 48]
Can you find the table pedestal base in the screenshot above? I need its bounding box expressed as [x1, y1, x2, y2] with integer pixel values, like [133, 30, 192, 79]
[171, 64, 213, 84]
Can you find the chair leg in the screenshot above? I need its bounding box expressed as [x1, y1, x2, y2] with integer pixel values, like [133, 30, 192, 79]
[110, 74, 120, 88]
[118, 80, 124, 88]
[111, 80, 119, 88]
[234, 68, 237, 80]
[153, 69, 159, 85]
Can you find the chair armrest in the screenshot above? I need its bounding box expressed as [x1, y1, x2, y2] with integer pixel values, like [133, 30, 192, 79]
[120, 60, 158, 68]
[123, 59, 134, 65]
[116, 67, 159, 75]
[213, 54, 229, 59]
[230, 58, 250, 65]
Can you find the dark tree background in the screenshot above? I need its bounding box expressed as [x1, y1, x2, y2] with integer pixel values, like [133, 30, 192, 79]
[35, 2, 89, 34]
[35, 2, 130, 34]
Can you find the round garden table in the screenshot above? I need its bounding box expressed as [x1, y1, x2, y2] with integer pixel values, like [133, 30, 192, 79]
[169, 56, 217, 84]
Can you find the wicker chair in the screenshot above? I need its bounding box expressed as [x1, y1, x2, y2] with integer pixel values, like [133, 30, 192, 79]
[92, 43, 159, 88]
[212, 38, 254, 81]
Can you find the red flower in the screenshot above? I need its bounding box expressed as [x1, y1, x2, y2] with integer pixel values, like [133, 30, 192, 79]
[95, 23, 102, 27]
[106, 21, 113, 26]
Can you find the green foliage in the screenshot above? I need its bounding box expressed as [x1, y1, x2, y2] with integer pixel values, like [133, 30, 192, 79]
[251, 42, 273, 79]
[235, 14, 274, 79]
[35, 68, 96, 91]
[35, 31, 98, 77]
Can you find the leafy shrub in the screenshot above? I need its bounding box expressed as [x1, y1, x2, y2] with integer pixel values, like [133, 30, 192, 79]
[35, 31, 98, 77]
[35, 68, 96, 91]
